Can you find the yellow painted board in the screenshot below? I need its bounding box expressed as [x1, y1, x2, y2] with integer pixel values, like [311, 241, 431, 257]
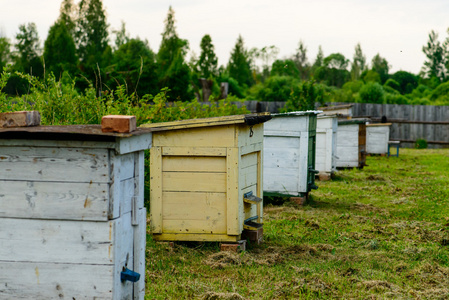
[162, 146, 227, 157]
[152, 125, 235, 147]
[150, 147, 163, 233]
[152, 233, 240, 242]
[162, 156, 226, 173]
[162, 192, 226, 220]
[162, 172, 226, 192]
[226, 147, 240, 235]
[141, 115, 248, 130]
[162, 219, 227, 234]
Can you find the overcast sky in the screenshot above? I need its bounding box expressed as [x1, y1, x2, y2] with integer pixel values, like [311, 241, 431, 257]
[1, 0, 448, 75]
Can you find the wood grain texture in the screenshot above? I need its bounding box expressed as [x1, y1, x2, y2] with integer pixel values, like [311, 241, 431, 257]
[0, 181, 108, 221]
[153, 125, 235, 147]
[149, 147, 163, 233]
[0, 146, 109, 183]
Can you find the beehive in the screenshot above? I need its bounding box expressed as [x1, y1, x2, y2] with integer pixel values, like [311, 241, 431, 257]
[318, 104, 353, 118]
[263, 111, 320, 197]
[315, 115, 338, 178]
[336, 119, 367, 168]
[0, 125, 151, 299]
[142, 114, 271, 242]
[366, 123, 392, 155]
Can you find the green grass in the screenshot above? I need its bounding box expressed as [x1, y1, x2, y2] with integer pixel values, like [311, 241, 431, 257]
[145, 149, 449, 299]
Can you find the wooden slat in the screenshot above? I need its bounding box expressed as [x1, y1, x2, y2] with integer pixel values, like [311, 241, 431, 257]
[226, 147, 240, 235]
[120, 153, 135, 181]
[240, 152, 257, 169]
[115, 133, 152, 155]
[150, 147, 163, 233]
[162, 192, 226, 221]
[264, 136, 300, 148]
[162, 172, 226, 192]
[264, 130, 301, 137]
[133, 208, 146, 300]
[162, 156, 226, 173]
[0, 262, 114, 299]
[162, 146, 227, 157]
[142, 115, 247, 130]
[240, 142, 263, 156]
[0, 146, 109, 183]
[162, 219, 226, 234]
[239, 165, 258, 189]
[0, 181, 108, 221]
[263, 168, 299, 195]
[153, 125, 235, 148]
[151, 233, 239, 242]
[238, 123, 263, 148]
[263, 147, 301, 169]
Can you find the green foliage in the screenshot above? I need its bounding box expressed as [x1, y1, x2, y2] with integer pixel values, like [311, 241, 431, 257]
[429, 81, 449, 101]
[371, 53, 390, 84]
[362, 69, 381, 83]
[228, 35, 253, 87]
[14, 23, 43, 78]
[270, 59, 299, 78]
[44, 20, 78, 78]
[385, 93, 409, 104]
[282, 80, 324, 111]
[0, 37, 11, 71]
[292, 40, 310, 80]
[197, 34, 218, 79]
[415, 139, 428, 149]
[249, 75, 300, 102]
[384, 78, 400, 92]
[157, 6, 192, 101]
[107, 38, 158, 98]
[350, 43, 366, 81]
[421, 30, 447, 82]
[359, 82, 385, 103]
[315, 53, 350, 88]
[391, 71, 418, 95]
[342, 80, 363, 93]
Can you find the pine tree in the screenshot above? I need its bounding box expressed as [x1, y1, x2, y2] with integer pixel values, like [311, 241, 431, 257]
[421, 30, 447, 82]
[351, 43, 366, 81]
[228, 35, 252, 87]
[156, 6, 191, 100]
[293, 40, 310, 80]
[197, 34, 218, 79]
[14, 23, 43, 77]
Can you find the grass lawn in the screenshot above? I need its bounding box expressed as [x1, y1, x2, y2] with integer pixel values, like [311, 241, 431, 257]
[145, 148, 449, 299]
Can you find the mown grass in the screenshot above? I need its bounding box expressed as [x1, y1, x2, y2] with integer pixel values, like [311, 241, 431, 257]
[144, 148, 449, 299]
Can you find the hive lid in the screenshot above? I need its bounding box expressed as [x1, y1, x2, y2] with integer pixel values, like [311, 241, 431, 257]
[141, 113, 271, 130]
[366, 123, 392, 126]
[0, 124, 154, 142]
[271, 110, 322, 118]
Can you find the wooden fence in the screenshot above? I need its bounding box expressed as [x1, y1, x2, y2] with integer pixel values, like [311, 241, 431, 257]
[239, 101, 449, 149]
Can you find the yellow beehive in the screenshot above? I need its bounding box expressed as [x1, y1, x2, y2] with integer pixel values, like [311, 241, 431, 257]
[142, 113, 271, 242]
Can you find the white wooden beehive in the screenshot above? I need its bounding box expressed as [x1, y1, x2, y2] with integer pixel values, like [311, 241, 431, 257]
[336, 119, 367, 168]
[366, 123, 391, 155]
[315, 115, 338, 177]
[263, 111, 320, 197]
[0, 125, 151, 299]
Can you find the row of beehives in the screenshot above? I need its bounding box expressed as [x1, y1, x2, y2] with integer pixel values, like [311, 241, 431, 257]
[0, 109, 391, 299]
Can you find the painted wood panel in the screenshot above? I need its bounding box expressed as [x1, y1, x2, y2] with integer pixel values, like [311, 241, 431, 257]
[162, 172, 226, 192]
[162, 156, 226, 173]
[0, 181, 108, 221]
[162, 192, 226, 221]
[153, 125, 235, 147]
[366, 125, 390, 154]
[0, 146, 109, 183]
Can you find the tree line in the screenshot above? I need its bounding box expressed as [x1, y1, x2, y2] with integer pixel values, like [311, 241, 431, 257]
[1, 0, 449, 107]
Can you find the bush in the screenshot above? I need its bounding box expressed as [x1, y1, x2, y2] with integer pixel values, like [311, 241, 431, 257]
[415, 139, 428, 149]
[359, 82, 385, 104]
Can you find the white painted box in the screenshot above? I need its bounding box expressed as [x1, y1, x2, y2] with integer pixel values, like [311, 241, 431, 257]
[263, 111, 320, 197]
[315, 115, 338, 177]
[336, 119, 367, 168]
[0, 125, 151, 299]
[366, 123, 391, 155]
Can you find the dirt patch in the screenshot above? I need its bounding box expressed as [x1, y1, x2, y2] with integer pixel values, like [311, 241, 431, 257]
[366, 174, 386, 181]
[305, 219, 320, 229]
[202, 292, 244, 300]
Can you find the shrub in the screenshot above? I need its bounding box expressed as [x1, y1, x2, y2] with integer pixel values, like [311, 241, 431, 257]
[415, 139, 428, 149]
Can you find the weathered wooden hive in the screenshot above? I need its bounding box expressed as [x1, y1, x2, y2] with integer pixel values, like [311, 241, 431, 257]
[366, 123, 392, 155]
[315, 115, 338, 179]
[318, 104, 353, 118]
[141, 113, 271, 242]
[336, 119, 368, 168]
[263, 111, 320, 197]
[0, 125, 151, 299]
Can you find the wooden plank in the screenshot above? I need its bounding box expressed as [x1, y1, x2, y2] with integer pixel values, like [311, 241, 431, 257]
[133, 208, 146, 300]
[257, 150, 263, 223]
[226, 147, 240, 235]
[119, 177, 135, 217]
[240, 142, 263, 156]
[162, 219, 227, 234]
[240, 152, 257, 169]
[0, 146, 109, 183]
[149, 147, 163, 233]
[238, 123, 263, 148]
[153, 125, 235, 148]
[163, 156, 226, 173]
[162, 146, 227, 157]
[0, 216, 126, 265]
[239, 165, 258, 189]
[0, 139, 115, 149]
[264, 130, 301, 137]
[152, 233, 239, 242]
[142, 115, 246, 130]
[264, 136, 300, 148]
[115, 133, 152, 155]
[120, 153, 135, 181]
[162, 192, 226, 221]
[0, 181, 108, 221]
[263, 147, 301, 169]
[0, 262, 114, 299]
[162, 172, 226, 193]
[109, 150, 121, 219]
[134, 151, 145, 210]
[263, 168, 300, 195]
